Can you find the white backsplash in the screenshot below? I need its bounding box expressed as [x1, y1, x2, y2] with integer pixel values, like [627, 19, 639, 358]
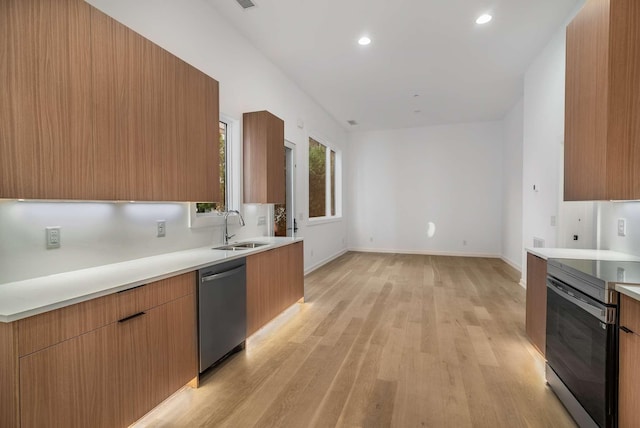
[0, 200, 270, 283]
[598, 201, 640, 256]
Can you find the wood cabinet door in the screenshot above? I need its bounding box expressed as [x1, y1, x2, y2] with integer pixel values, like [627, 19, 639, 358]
[19, 324, 121, 428]
[0, 0, 93, 200]
[243, 111, 285, 204]
[117, 311, 154, 426]
[283, 242, 304, 307]
[246, 248, 280, 336]
[619, 295, 640, 427]
[564, 0, 609, 201]
[91, 8, 219, 202]
[525, 253, 547, 356]
[147, 294, 197, 405]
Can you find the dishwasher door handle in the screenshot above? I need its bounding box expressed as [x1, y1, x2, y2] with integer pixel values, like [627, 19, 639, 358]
[201, 265, 245, 283]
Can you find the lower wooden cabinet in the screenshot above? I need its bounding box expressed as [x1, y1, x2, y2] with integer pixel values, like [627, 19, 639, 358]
[619, 294, 640, 427]
[247, 242, 304, 336]
[20, 324, 121, 428]
[525, 253, 547, 356]
[15, 273, 197, 428]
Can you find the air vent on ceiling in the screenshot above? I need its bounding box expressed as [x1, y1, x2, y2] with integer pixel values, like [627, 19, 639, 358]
[236, 0, 256, 9]
[347, 120, 358, 126]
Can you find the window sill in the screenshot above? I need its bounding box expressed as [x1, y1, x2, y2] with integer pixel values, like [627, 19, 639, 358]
[306, 216, 343, 227]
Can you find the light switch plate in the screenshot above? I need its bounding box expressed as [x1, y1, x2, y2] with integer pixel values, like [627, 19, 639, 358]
[157, 220, 166, 238]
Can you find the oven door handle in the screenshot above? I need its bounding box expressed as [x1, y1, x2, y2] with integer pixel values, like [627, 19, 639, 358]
[547, 279, 613, 323]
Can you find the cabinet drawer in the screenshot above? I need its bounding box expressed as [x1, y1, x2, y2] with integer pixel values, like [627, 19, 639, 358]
[117, 272, 195, 320]
[18, 294, 118, 357]
[621, 294, 640, 335]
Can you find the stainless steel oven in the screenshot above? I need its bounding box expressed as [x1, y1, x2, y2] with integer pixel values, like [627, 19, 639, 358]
[546, 259, 618, 428]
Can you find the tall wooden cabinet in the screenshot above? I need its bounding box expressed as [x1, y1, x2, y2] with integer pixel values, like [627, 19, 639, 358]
[619, 294, 640, 427]
[525, 253, 547, 356]
[564, 0, 640, 201]
[243, 111, 285, 204]
[0, 0, 220, 202]
[246, 242, 304, 336]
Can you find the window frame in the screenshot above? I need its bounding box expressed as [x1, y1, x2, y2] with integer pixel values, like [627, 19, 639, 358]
[307, 134, 342, 225]
[189, 114, 241, 228]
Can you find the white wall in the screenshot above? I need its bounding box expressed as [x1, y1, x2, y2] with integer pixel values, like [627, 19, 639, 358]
[502, 99, 524, 271]
[0, 0, 348, 283]
[521, 28, 566, 270]
[599, 202, 640, 256]
[347, 122, 503, 257]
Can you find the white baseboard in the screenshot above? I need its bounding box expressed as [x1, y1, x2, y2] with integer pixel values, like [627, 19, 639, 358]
[347, 247, 502, 259]
[304, 248, 349, 275]
[500, 256, 522, 273]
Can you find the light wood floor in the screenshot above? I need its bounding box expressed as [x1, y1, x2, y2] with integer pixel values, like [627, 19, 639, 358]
[135, 253, 576, 428]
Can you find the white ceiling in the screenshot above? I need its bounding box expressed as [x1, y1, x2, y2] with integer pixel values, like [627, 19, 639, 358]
[207, 0, 581, 131]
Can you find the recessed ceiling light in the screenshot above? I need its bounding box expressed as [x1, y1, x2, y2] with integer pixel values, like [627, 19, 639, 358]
[476, 14, 492, 25]
[358, 36, 371, 46]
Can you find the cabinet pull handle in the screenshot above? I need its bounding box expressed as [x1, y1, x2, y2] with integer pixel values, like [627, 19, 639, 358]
[118, 312, 146, 323]
[620, 325, 634, 334]
[117, 284, 146, 293]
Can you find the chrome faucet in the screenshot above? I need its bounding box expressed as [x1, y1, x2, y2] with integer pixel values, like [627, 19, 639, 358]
[224, 210, 246, 244]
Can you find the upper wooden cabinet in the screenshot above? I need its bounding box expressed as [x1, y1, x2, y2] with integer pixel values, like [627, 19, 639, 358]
[0, 0, 94, 200]
[243, 111, 285, 204]
[0, 0, 219, 202]
[564, 0, 640, 201]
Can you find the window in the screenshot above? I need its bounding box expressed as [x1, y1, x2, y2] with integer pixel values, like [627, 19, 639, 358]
[309, 137, 340, 219]
[190, 117, 238, 228]
[196, 121, 228, 214]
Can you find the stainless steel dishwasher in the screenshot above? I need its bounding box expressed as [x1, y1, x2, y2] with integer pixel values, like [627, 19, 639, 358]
[198, 258, 247, 373]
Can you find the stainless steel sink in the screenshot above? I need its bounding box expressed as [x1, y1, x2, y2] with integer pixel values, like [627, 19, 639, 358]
[212, 242, 269, 251]
[212, 245, 248, 251]
[232, 242, 268, 248]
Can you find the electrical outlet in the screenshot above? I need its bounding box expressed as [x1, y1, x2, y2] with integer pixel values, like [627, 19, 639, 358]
[618, 218, 627, 237]
[617, 267, 626, 282]
[46, 226, 61, 249]
[157, 220, 166, 238]
[257, 216, 266, 226]
[550, 216, 556, 227]
[463, 240, 467, 246]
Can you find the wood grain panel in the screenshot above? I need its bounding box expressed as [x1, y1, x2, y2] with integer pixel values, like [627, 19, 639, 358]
[284, 242, 304, 306]
[18, 294, 117, 357]
[246, 248, 281, 336]
[621, 294, 640, 334]
[619, 294, 640, 427]
[116, 272, 195, 320]
[564, 0, 610, 201]
[173, 60, 219, 202]
[0, 322, 19, 428]
[20, 324, 121, 428]
[117, 309, 154, 426]
[91, 8, 154, 201]
[243, 111, 285, 204]
[0, 0, 93, 199]
[607, 0, 640, 199]
[525, 253, 547, 356]
[148, 294, 198, 405]
[267, 112, 286, 204]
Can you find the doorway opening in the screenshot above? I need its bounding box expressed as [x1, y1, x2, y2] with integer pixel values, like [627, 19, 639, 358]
[275, 142, 296, 236]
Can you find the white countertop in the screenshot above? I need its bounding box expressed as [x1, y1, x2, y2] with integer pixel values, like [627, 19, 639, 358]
[526, 247, 640, 262]
[0, 237, 303, 323]
[527, 247, 640, 302]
